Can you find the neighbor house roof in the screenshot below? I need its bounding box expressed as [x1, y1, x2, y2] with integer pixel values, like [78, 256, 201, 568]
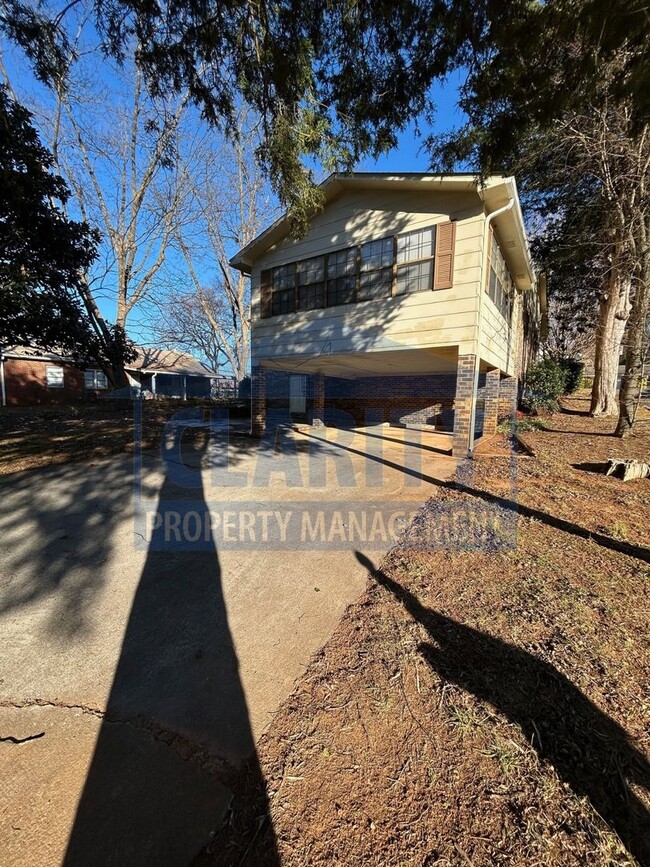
[127, 347, 214, 377]
[2, 345, 217, 377]
[2, 345, 76, 363]
[230, 172, 535, 290]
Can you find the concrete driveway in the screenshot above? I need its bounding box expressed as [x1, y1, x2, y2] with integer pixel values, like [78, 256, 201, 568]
[0, 419, 455, 866]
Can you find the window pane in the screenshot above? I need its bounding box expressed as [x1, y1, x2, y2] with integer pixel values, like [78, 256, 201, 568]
[396, 226, 435, 263]
[271, 263, 296, 290]
[489, 267, 498, 303]
[96, 371, 108, 389]
[297, 256, 325, 285]
[297, 283, 326, 311]
[327, 276, 356, 306]
[395, 260, 434, 294]
[46, 366, 64, 388]
[84, 370, 95, 388]
[360, 237, 393, 271]
[358, 267, 392, 301]
[327, 248, 356, 279]
[271, 287, 296, 315]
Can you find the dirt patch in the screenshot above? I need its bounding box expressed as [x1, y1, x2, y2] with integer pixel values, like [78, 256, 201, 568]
[200, 400, 650, 867]
[502, 395, 650, 548]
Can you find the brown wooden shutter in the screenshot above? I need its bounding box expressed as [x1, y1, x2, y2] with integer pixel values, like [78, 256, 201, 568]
[433, 221, 456, 290]
[260, 269, 272, 318]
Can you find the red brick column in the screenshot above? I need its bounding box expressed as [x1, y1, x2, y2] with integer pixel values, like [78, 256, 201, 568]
[251, 365, 266, 437]
[453, 354, 478, 455]
[483, 368, 501, 437]
[313, 372, 325, 427]
[498, 374, 518, 422]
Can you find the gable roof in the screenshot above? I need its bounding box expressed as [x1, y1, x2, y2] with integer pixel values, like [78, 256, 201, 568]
[230, 172, 535, 290]
[3, 345, 216, 377]
[126, 347, 214, 376]
[2, 345, 74, 363]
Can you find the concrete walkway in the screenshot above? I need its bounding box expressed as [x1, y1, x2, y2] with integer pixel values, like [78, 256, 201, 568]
[0, 421, 455, 866]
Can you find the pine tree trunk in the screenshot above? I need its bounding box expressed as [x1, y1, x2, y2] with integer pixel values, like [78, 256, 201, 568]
[590, 271, 631, 416]
[615, 252, 649, 437]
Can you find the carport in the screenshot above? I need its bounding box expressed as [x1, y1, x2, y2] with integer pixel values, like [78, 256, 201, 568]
[250, 346, 512, 455]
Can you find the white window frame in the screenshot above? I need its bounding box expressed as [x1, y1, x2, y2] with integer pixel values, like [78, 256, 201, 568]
[84, 369, 108, 390]
[46, 366, 64, 389]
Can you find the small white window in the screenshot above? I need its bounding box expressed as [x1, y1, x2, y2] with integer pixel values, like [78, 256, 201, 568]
[84, 369, 108, 389]
[46, 366, 64, 389]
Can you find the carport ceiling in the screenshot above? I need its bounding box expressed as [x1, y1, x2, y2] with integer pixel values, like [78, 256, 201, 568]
[261, 347, 459, 378]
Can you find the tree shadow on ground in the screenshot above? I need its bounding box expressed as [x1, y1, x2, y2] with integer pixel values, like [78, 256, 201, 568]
[295, 428, 650, 563]
[355, 551, 650, 866]
[63, 419, 280, 866]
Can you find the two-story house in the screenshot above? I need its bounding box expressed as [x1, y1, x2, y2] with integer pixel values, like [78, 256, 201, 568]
[231, 173, 539, 455]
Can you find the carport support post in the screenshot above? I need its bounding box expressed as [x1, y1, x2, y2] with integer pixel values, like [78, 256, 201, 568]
[453, 354, 478, 456]
[499, 374, 518, 423]
[313, 372, 325, 427]
[483, 368, 501, 437]
[251, 365, 266, 437]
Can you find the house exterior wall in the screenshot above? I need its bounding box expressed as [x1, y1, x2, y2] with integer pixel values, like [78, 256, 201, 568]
[3, 358, 85, 406]
[264, 370, 458, 429]
[250, 188, 486, 364]
[479, 232, 523, 377]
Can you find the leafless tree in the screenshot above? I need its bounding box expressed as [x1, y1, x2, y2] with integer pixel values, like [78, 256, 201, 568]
[2, 31, 192, 384]
[524, 91, 650, 432]
[152, 115, 273, 383]
[151, 285, 229, 374]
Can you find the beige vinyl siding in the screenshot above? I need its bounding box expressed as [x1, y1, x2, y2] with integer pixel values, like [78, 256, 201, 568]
[480, 294, 515, 373]
[251, 188, 484, 363]
[480, 232, 520, 375]
[257, 189, 482, 268]
[253, 289, 479, 358]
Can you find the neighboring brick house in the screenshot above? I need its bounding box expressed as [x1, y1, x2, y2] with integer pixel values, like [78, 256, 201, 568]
[0, 345, 229, 406]
[231, 172, 540, 455]
[0, 347, 106, 406]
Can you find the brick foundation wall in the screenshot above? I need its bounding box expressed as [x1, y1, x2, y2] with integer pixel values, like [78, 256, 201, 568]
[323, 374, 457, 429]
[4, 358, 85, 406]
[264, 370, 458, 430]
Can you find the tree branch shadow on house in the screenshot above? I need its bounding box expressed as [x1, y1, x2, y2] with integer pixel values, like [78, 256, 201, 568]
[355, 551, 650, 866]
[62, 420, 280, 866]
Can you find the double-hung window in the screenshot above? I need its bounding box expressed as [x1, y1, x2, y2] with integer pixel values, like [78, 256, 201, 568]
[296, 256, 326, 311]
[271, 263, 297, 315]
[84, 369, 108, 389]
[46, 366, 64, 389]
[259, 219, 455, 317]
[395, 226, 436, 294]
[488, 237, 513, 321]
[358, 237, 393, 301]
[326, 247, 357, 306]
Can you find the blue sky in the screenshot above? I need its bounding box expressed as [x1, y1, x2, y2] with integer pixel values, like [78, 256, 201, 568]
[3, 31, 468, 363]
[361, 70, 467, 173]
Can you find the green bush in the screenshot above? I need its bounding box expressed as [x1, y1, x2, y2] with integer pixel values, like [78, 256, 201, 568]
[522, 359, 567, 412]
[557, 357, 584, 394]
[497, 416, 548, 433]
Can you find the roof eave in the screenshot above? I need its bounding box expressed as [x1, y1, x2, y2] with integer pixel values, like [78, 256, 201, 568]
[230, 172, 492, 273]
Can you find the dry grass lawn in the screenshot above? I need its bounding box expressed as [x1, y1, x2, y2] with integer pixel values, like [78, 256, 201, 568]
[199, 396, 650, 867]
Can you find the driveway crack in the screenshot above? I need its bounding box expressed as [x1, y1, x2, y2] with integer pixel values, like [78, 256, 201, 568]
[0, 698, 239, 781]
[0, 731, 45, 744]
